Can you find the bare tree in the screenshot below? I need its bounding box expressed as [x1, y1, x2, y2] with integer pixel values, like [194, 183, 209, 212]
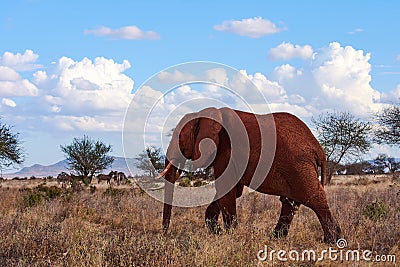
[135, 146, 165, 177]
[374, 104, 400, 146]
[0, 120, 24, 176]
[312, 111, 372, 183]
[61, 135, 114, 184]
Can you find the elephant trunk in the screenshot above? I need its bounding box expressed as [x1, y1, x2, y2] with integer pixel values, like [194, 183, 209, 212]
[160, 159, 182, 233]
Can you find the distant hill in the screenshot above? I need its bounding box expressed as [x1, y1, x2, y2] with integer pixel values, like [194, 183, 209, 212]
[4, 157, 140, 178]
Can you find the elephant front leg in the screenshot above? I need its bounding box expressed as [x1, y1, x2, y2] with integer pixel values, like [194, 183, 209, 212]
[273, 196, 300, 238]
[205, 201, 221, 234]
[217, 190, 238, 230]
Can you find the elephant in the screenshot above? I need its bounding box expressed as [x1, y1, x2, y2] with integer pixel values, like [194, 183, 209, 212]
[158, 107, 341, 243]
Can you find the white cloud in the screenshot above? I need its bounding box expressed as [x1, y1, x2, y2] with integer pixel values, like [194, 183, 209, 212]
[42, 115, 122, 132]
[237, 70, 287, 103]
[270, 42, 382, 117]
[0, 66, 39, 97]
[84, 25, 160, 40]
[268, 42, 314, 60]
[156, 70, 197, 84]
[1, 98, 16, 107]
[214, 17, 286, 38]
[0, 66, 21, 81]
[348, 28, 364, 35]
[0, 52, 135, 136]
[0, 51, 40, 98]
[396, 54, 400, 62]
[381, 85, 400, 103]
[0, 49, 42, 71]
[34, 56, 134, 116]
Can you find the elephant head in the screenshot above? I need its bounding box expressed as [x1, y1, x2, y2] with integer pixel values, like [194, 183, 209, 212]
[158, 107, 223, 230]
[161, 107, 223, 176]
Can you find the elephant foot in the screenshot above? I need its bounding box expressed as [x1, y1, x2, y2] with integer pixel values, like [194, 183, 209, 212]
[206, 219, 222, 235]
[272, 226, 289, 239]
[323, 224, 342, 244]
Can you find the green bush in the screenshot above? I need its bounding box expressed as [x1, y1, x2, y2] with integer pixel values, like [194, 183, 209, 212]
[23, 191, 43, 207]
[193, 180, 207, 187]
[178, 177, 191, 187]
[362, 199, 389, 221]
[22, 183, 62, 207]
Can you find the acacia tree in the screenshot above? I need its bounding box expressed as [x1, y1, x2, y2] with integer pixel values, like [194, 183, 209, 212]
[61, 135, 114, 183]
[135, 146, 165, 177]
[374, 104, 400, 146]
[0, 121, 24, 175]
[312, 111, 372, 184]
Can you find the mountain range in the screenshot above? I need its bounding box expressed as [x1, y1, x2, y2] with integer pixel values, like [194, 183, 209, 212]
[4, 157, 140, 178]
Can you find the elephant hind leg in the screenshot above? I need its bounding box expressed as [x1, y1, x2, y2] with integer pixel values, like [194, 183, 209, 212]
[205, 201, 221, 234]
[302, 187, 341, 244]
[273, 196, 300, 239]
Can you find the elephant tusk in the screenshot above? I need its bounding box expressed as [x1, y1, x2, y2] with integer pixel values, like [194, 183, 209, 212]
[156, 162, 173, 179]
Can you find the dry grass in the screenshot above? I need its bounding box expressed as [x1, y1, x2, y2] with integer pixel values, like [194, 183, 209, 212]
[0, 176, 399, 266]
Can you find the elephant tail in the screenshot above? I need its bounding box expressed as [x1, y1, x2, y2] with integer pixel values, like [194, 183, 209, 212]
[320, 157, 327, 187]
[316, 152, 327, 187]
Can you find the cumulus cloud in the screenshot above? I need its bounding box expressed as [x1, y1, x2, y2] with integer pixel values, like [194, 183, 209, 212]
[0, 51, 134, 135]
[268, 42, 314, 60]
[84, 25, 160, 40]
[0, 66, 39, 97]
[380, 85, 400, 103]
[0, 49, 43, 71]
[34, 56, 134, 116]
[396, 54, 400, 61]
[0, 51, 41, 98]
[156, 70, 197, 84]
[214, 17, 286, 38]
[270, 42, 381, 117]
[42, 115, 122, 132]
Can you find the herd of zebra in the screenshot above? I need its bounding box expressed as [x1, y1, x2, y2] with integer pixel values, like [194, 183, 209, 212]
[56, 171, 127, 187]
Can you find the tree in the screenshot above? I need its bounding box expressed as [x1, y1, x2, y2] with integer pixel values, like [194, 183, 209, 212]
[61, 135, 114, 183]
[312, 111, 372, 184]
[0, 121, 24, 175]
[374, 104, 400, 146]
[135, 146, 165, 177]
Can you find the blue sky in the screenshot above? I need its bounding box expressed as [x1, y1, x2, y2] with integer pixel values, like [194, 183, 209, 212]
[1, 0, 399, 170]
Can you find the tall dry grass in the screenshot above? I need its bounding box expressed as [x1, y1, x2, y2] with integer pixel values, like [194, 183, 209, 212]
[0, 177, 398, 266]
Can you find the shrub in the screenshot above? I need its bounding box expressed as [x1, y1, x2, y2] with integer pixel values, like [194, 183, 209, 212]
[362, 199, 389, 221]
[178, 177, 191, 187]
[22, 183, 62, 208]
[193, 180, 207, 187]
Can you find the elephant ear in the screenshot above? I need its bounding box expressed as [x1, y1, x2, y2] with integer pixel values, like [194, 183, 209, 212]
[192, 107, 222, 169]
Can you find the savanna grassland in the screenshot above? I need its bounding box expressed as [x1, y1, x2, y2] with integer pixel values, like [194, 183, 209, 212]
[0, 175, 399, 267]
